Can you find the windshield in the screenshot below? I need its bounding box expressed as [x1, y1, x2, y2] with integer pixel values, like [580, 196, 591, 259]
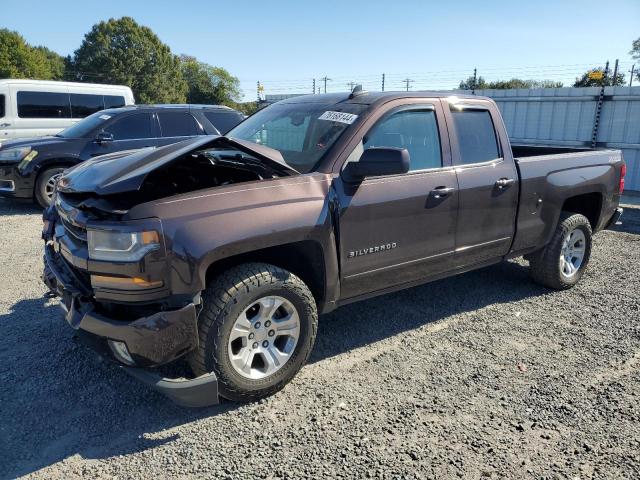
[56, 111, 115, 138]
[227, 102, 368, 173]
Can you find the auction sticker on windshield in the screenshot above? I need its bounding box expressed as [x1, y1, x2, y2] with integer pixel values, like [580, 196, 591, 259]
[318, 111, 358, 125]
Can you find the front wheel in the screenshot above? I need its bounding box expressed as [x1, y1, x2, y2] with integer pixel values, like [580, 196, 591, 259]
[35, 167, 66, 208]
[189, 263, 318, 402]
[529, 212, 592, 290]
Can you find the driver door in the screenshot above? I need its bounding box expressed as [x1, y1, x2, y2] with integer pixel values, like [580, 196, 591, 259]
[88, 112, 158, 157]
[335, 100, 459, 300]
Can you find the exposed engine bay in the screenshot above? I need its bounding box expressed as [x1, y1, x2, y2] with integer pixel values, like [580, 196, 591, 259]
[56, 148, 286, 217]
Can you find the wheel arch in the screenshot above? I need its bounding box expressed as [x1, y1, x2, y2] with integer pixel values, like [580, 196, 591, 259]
[560, 192, 603, 231]
[203, 240, 328, 311]
[33, 158, 79, 192]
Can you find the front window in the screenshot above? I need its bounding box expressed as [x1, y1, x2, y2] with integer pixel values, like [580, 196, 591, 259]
[104, 113, 154, 140]
[363, 109, 442, 171]
[227, 102, 368, 173]
[56, 111, 115, 138]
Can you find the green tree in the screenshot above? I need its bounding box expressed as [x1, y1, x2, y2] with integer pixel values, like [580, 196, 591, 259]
[0, 29, 63, 79]
[573, 68, 625, 87]
[487, 78, 563, 89]
[230, 101, 260, 116]
[180, 55, 241, 105]
[458, 76, 562, 90]
[33, 46, 67, 80]
[458, 75, 488, 90]
[71, 17, 187, 103]
[631, 38, 640, 81]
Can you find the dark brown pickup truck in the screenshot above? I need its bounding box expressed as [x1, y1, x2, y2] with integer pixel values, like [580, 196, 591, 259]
[42, 90, 625, 406]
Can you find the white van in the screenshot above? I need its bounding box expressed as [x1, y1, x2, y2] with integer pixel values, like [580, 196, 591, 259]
[0, 80, 135, 140]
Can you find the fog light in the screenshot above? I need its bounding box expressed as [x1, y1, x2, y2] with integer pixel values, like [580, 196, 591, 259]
[108, 340, 135, 366]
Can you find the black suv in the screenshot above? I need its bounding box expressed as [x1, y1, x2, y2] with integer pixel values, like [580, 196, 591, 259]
[0, 104, 244, 206]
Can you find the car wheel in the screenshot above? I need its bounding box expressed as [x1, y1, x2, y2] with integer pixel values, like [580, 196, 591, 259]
[529, 212, 592, 290]
[35, 167, 66, 208]
[189, 262, 318, 402]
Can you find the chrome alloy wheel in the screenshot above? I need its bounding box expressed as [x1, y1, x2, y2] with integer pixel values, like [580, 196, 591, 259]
[45, 173, 62, 200]
[227, 296, 300, 379]
[559, 228, 586, 279]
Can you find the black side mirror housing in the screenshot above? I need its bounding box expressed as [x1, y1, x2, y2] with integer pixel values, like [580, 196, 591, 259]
[95, 131, 114, 144]
[342, 147, 410, 183]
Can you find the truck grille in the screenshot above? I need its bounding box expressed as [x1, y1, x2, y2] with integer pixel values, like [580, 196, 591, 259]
[60, 216, 87, 242]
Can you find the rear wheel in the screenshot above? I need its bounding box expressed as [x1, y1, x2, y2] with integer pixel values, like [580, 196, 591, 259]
[529, 212, 592, 289]
[35, 167, 65, 208]
[189, 263, 318, 402]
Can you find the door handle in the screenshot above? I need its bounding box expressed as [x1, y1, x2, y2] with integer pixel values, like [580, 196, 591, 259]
[495, 178, 515, 189]
[0, 123, 10, 127]
[429, 186, 455, 199]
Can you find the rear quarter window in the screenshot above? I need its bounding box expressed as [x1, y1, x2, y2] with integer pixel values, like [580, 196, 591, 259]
[104, 95, 126, 109]
[451, 110, 500, 165]
[0, 94, 5, 118]
[204, 111, 244, 134]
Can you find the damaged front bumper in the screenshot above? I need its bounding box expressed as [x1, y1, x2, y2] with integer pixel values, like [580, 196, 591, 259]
[43, 244, 219, 407]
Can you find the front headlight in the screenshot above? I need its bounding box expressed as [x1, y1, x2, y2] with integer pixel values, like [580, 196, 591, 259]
[87, 229, 160, 262]
[0, 146, 37, 164]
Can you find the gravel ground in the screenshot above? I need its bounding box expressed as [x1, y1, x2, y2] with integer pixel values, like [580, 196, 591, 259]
[0, 198, 638, 480]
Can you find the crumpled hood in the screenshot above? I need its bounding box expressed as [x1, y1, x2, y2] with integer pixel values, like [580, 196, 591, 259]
[57, 135, 298, 196]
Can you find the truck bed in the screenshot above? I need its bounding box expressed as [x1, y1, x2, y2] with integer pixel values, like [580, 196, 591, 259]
[510, 147, 623, 254]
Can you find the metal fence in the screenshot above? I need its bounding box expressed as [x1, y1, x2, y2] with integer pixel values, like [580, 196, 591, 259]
[458, 86, 640, 191]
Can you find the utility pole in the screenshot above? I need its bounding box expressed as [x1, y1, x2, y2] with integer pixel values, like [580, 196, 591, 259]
[612, 59, 619, 84]
[402, 78, 414, 92]
[320, 76, 331, 93]
[381, 73, 385, 92]
[312, 78, 316, 94]
[629, 64, 635, 87]
[472, 68, 477, 95]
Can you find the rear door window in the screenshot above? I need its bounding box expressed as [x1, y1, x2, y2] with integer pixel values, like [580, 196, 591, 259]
[158, 112, 202, 137]
[104, 95, 126, 109]
[70, 94, 104, 118]
[204, 111, 244, 134]
[451, 110, 500, 165]
[17, 91, 71, 118]
[104, 113, 154, 140]
[0, 94, 5, 118]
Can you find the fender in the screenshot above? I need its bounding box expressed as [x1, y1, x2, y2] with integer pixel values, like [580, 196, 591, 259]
[126, 173, 340, 305]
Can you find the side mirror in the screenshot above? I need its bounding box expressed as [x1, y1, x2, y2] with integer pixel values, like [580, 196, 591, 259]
[95, 131, 114, 144]
[342, 147, 410, 183]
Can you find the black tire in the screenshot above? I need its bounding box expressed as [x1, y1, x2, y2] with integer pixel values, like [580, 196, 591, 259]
[35, 167, 66, 208]
[189, 262, 318, 402]
[529, 212, 592, 290]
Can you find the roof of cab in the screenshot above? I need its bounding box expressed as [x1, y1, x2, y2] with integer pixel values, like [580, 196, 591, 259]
[278, 90, 490, 106]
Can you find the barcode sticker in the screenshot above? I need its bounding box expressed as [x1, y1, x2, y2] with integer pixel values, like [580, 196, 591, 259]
[318, 111, 358, 125]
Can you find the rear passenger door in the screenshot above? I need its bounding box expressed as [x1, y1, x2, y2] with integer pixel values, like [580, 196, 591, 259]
[442, 99, 519, 267]
[156, 111, 205, 146]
